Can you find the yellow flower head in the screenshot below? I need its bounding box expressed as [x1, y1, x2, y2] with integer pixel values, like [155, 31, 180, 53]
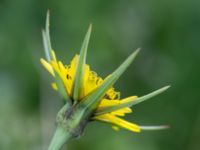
[41, 14, 169, 137]
[41, 50, 140, 132]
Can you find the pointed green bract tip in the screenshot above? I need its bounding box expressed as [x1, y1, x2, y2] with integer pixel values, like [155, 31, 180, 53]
[46, 10, 50, 26]
[130, 85, 170, 106]
[164, 85, 171, 90]
[111, 48, 140, 78]
[134, 48, 141, 55]
[88, 23, 92, 33]
[140, 125, 170, 131]
[42, 10, 53, 62]
[130, 48, 141, 60]
[45, 11, 52, 57]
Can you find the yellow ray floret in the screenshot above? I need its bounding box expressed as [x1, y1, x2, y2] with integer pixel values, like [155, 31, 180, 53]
[93, 114, 140, 132]
[40, 58, 54, 76]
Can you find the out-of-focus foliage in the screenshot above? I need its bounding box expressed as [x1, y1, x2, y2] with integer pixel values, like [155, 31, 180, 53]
[0, 0, 200, 150]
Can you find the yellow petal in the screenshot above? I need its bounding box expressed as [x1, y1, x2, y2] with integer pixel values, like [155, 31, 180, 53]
[120, 96, 138, 103]
[40, 58, 55, 76]
[82, 69, 103, 98]
[110, 108, 132, 116]
[51, 82, 58, 90]
[94, 114, 140, 132]
[51, 50, 57, 61]
[98, 99, 121, 108]
[112, 126, 120, 131]
[65, 55, 79, 95]
[97, 96, 137, 111]
[106, 88, 120, 100]
[51, 61, 60, 75]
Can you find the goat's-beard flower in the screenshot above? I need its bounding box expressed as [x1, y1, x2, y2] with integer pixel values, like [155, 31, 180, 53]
[41, 12, 169, 150]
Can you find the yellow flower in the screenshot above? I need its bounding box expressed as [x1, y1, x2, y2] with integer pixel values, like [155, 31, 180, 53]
[41, 51, 140, 132]
[42, 12, 170, 150]
[41, 17, 170, 136]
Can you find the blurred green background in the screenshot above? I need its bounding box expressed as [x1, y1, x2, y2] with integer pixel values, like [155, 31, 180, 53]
[0, 0, 200, 149]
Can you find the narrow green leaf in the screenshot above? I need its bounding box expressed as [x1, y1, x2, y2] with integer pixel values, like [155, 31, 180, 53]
[73, 24, 92, 101]
[79, 48, 140, 111]
[140, 125, 169, 131]
[95, 85, 170, 116]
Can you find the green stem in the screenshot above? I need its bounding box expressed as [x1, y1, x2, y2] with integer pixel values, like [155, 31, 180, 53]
[48, 125, 71, 150]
